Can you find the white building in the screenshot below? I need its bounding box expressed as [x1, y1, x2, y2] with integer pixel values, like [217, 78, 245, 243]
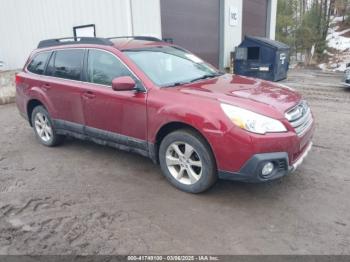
[0, 0, 277, 70]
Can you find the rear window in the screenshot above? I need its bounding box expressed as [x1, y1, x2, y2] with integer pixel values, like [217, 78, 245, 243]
[27, 52, 51, 75]
[51, 49, 84, 81]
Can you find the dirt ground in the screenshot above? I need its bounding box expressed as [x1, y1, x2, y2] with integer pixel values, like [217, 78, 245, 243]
[0, 69, 349, 255]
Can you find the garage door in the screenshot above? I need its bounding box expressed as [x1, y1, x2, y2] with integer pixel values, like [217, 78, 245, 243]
[243, 0, 268, 37]
[160, 0, 220, 67]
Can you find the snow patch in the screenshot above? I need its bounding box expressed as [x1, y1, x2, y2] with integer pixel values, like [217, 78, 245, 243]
[319, 16, 350, 72]
[327, 27, 350, 51]
[331, 15, 348, 23]
[318, 63, 327, 70]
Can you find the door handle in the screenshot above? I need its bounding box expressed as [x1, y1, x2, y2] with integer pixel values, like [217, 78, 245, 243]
[82, 91, 96, 99]
[41, 83, 51, 91]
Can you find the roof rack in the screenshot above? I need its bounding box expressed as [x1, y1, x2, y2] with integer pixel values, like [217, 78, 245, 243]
[108, 36, 162, 42]
[37, 37, 114, 49]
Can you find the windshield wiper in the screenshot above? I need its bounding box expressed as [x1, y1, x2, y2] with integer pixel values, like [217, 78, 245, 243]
[163, 81, 188, 88]
[190, 73, 223, 83]
[163, 73, 224, 88]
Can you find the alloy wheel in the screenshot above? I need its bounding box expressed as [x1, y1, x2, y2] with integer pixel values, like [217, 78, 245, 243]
[34, 112, 53, 143]
[165, 141, 203, 185]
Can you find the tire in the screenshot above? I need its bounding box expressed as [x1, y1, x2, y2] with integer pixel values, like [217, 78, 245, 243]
[31, 106, 64, 147]
[159, 129, 217, 193]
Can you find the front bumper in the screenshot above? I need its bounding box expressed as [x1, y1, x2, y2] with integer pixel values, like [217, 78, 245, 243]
[342, 71, 350, 87]
[218, 142, 313, 183]
[341, 82, 350, 87]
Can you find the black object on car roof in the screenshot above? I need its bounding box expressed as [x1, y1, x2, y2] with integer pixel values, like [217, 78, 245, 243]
[37, 36, 163, 49]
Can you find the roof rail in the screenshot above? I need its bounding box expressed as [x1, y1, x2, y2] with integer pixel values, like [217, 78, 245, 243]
[37, 37, 114, 49]
[108, 36, 162, 42]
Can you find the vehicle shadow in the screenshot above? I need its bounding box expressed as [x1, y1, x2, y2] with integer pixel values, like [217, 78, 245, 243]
[61, 136, 304, 204]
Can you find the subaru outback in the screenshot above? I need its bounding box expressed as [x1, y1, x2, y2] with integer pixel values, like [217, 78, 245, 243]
[16, 36, 315, 193]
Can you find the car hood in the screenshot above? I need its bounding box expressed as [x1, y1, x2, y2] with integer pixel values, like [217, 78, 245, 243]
[178, 74, 301, 115]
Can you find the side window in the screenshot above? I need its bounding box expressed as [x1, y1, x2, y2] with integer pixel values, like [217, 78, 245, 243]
[53, 49, 84, 80]
[45, 52, 55, 76]
[87, 49, 133, 86]
[27, 52, 51, 75]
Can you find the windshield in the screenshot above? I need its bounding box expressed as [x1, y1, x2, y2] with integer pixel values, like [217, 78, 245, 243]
[124, 46, 221, 87]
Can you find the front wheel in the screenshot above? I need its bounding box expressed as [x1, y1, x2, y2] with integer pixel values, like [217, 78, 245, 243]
[159, 129, 217, 193]
[31, 106, 64, 147]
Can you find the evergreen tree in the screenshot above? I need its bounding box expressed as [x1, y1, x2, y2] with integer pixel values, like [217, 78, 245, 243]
[276, 0, 349, 65]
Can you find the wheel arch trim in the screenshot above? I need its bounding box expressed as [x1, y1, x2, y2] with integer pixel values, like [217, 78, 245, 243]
[26, 97, 50, 126]
[151, 121, 218, 165]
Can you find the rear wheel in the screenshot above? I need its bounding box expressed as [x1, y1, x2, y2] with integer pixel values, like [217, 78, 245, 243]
[159, 129, 217, 193]
[31, 106, 64, 147]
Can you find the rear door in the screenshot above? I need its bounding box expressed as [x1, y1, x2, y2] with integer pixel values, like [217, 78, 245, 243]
[43, 49, 86, 133]
[81, 49, 147, 147]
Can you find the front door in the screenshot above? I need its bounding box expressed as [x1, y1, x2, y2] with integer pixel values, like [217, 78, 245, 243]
[82, 49, 148, 150]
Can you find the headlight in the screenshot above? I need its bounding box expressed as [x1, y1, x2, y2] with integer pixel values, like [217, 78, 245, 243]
[220, 104, 287, 134]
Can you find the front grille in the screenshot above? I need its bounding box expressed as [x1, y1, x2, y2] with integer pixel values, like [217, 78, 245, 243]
[285, 101, 313, 137]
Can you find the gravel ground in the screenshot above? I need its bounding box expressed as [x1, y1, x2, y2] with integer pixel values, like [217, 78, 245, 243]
[0, 69, 349, 255]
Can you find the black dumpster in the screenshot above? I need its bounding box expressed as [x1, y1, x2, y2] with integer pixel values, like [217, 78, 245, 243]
[234, 36, 290, 81]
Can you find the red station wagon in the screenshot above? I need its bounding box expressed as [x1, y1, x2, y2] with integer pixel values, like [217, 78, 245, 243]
[16, 36, 315, 193]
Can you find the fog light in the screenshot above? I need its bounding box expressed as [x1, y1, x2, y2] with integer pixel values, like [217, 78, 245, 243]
[261, 162, 274, 177]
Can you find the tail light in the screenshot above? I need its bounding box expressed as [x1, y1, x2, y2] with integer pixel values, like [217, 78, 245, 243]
[15, 74, 24, 84]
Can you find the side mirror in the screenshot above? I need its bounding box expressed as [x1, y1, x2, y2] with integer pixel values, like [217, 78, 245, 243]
[112, 76, 136, 91]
